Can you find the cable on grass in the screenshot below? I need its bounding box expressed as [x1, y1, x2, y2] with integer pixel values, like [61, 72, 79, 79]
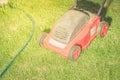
[0, 5, 35, 78]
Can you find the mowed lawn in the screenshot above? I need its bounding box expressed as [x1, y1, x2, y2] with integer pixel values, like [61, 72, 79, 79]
[0, 0, 120, 80]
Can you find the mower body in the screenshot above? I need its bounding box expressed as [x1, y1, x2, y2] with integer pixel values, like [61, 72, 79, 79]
[43, 10, 101, 58]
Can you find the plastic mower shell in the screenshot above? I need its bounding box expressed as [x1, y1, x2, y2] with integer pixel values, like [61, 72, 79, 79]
[38, 0, 110, 60]
[42, 10, 108, 60]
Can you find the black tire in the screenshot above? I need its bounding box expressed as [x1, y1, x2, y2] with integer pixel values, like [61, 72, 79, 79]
[68, 46, 81, 60]
[98, 21, 109, 37]
[37, 32, 48, 46]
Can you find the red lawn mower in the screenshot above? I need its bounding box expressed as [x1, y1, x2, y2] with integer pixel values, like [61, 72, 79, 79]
[38, 0, 111, 60]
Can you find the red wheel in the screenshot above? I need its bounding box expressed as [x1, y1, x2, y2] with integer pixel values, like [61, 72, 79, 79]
[98, 21, 109, 37]
[68, 46, 81, 60]
[100, 24, 108, 37]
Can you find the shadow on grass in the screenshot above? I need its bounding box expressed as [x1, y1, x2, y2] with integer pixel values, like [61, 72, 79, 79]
[43, 28, 50, 33]
[76, 0, 113, 25]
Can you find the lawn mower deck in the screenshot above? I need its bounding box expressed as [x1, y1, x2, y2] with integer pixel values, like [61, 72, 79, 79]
[38, 0, 110, 60]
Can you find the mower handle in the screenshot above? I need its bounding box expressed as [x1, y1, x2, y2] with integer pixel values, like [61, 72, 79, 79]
[74, 0, 78, 8]
[97, 0, 106, 15]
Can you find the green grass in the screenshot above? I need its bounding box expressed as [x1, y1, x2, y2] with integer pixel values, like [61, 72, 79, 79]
[0, 0, 120, 80]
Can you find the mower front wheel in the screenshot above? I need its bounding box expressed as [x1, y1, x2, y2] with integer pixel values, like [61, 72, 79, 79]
[68, 46, 81, 60]
[37, 32, 48, 46]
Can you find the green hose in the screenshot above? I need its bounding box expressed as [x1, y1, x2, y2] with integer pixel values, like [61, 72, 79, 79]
[0, 7, 35, 78]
